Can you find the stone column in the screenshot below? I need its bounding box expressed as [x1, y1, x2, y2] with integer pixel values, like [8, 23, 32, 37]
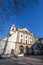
[15, 43, 19, 56]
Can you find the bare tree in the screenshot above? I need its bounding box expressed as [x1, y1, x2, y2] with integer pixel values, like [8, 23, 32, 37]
[0, 0, 39, 20]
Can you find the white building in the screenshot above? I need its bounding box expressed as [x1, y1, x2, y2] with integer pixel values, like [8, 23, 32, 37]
[0, 25, 34, 55]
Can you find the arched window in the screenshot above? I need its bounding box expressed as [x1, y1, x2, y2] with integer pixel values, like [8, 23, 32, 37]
[26, 40, 27, 44]
[21, 39, 22, 43]
[26, 36, 27, 38]
[21, 34, 22, 37]
[12, 27, 14, 31]
[30, 41, 31, 44]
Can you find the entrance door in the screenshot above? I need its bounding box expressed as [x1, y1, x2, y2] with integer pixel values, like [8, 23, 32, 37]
[26, 46, 29, 55]
[11, 49, 14, 55]
[19, 46, 24, 54]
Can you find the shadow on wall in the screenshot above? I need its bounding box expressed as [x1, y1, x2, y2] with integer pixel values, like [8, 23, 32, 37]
[24, 38, 43, 56]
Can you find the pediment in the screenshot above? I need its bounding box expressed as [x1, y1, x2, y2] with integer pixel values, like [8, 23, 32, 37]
[21, 28, 30, 33]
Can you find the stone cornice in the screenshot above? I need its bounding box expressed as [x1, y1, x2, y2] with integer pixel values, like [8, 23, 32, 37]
[17, 29, 33, 36]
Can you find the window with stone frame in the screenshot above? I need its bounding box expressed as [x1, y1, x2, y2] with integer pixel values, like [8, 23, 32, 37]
[26, 40, 27, 44]
[21, 39, 22, 43]
[30, 41, 31, 44]
[26, 36, 27, 38]
[30, 37, 31, 39]
[21, 34, 22, 37]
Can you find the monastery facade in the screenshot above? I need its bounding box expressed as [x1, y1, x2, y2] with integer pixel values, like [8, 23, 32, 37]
[0, 25, 37, 56]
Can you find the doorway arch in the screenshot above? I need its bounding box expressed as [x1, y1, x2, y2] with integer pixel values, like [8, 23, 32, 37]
[19, 45, 24, 54]
[26, 46, 29, 55]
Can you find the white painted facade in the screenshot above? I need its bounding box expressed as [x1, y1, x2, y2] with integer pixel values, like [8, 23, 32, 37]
[5, 31, 18, 54]
[0, 24, 34, 55]
[0, 37, 7, 54]
[18, 28, 33, 44]
[19, 32, 32, 44]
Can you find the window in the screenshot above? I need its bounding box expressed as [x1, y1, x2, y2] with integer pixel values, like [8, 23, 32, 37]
[30, 41, 31, 44]
[26, 40, 27, 44]
[30, 37, 31, 39]
[12, 28, 14, 31]
[21, 34, 22, 37]
[21, 39, 22, 43]
[26, 36, 27, 38]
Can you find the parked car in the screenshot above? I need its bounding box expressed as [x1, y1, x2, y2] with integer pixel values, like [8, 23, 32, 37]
[18, 53, 24, 57]
[0, 54, 11, 59]
[0, 55, 3, 59]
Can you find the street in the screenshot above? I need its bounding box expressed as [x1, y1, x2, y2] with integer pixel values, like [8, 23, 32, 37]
[0, 56, 43, 65]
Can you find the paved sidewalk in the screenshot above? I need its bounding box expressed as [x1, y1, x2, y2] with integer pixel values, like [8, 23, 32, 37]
[0, 56, 43, 65]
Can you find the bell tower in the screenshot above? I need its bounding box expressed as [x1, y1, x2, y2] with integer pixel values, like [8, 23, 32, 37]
[10, 25, 16, 34]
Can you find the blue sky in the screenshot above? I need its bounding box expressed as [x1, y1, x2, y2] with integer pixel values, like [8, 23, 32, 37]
[0, 0, 43, 39]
